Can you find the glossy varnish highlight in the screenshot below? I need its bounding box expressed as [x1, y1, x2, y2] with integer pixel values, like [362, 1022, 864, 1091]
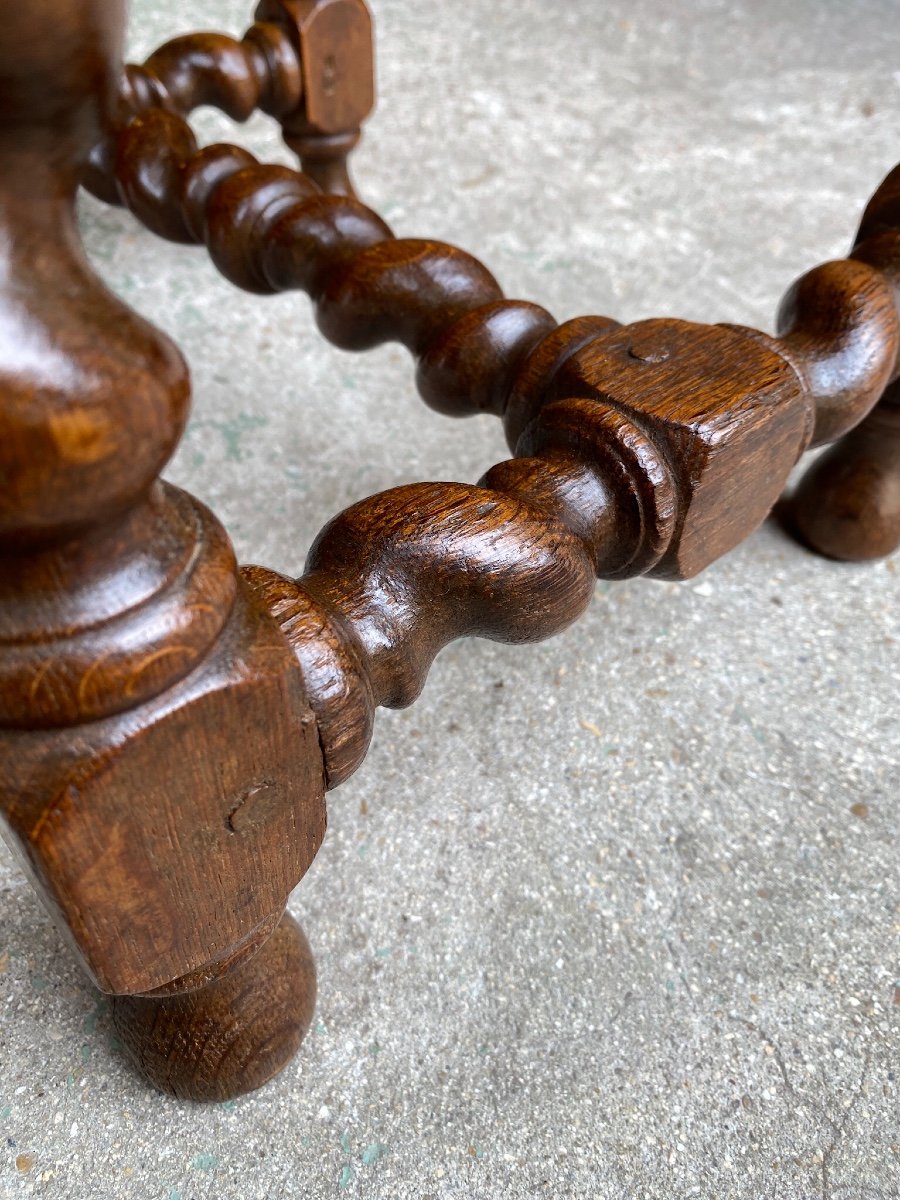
[0, 0, 898, 1102]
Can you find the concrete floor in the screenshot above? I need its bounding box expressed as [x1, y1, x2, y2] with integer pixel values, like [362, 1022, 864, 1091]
[1, 0, 899, 1197]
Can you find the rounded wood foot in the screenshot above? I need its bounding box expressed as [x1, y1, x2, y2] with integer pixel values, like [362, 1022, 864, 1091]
[110, 913, 316, 1102]
[786, 403, 900, 561]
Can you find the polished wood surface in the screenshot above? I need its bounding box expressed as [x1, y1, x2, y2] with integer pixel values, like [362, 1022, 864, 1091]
[1, 0, 897, 1101]
[0, 0, 328, 1094]
[785, 165, 900, 560]
[788, 386, 900, 561]
[84, 0, 374, 202]
[85, 19, 900, 570]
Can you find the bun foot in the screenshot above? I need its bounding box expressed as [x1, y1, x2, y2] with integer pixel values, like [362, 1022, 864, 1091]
[110, 913, 316, 1102]
[786, 402, 900, 562]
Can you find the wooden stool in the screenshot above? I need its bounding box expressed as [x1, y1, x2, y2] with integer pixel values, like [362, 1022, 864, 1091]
[1, 0, 897, 1102]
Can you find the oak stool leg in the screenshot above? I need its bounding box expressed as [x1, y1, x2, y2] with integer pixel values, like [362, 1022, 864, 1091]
[5, 0, 900, 1109]
[255, 0, 375, 197]
[0, 0, 328, 1100]
[83, 0, 375, 203]
[110, 913, 316, 1102]
[784, 158, 900, 560]
[786, 384, 900, 561]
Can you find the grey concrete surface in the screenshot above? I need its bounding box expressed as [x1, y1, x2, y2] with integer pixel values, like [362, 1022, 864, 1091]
[1, 0, 899, 1197]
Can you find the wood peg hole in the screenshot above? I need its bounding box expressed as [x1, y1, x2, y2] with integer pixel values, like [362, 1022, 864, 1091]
[627, 343, 670, 364]
[227, 779, 277, 833]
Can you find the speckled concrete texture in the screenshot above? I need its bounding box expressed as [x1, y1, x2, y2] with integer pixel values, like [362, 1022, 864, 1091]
[1, 1, 899, 1197]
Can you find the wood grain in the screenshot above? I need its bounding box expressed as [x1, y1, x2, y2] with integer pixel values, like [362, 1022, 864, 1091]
[784, 163, 900, 558]
[0, 0, 327, 1101]
[111, 912, 316, 1101]
[86, 33, 900, 513]
[84, 0, 373, 202]
[2, 0, 898, 1104]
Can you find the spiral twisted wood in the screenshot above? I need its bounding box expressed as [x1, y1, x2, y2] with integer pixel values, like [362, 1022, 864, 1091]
[98, 101, 565, 424]
[83, 19, 302, 204]
[136, 23, 304, 122]
[5, 0, 900, 1105]
[242, 315, 812, 788]
[85, 0, 373, 202]
[92, 74, 900, 793]
[97, 86, 900, 448]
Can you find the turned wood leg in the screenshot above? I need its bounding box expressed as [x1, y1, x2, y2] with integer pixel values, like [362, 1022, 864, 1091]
[786, 387, 900, 561]
[0, 0, 327, 1105]
[110, 913, 316, 1102]
[255, 0, 375, 199]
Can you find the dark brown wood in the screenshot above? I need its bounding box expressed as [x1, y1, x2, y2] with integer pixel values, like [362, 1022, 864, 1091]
[256, 0, 375, 196]
[783, 164, 900, 559]
[239, 321, 812, 787]
[110, 912, 316, 1101]
[786, 383, 900, 561]
[85, 44, 900, 463]
[0, 0, 326, 1099]
[1, 0, 898, 1104]
[83, 0, 374, 203]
